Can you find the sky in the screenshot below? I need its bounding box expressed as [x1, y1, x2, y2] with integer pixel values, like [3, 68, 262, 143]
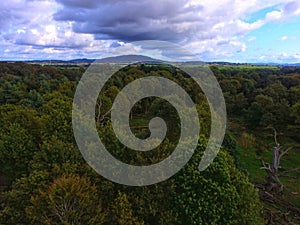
[0, 0, 300, 63]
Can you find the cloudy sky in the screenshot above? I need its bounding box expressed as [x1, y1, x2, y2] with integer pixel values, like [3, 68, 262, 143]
[1, 0, 300, 62]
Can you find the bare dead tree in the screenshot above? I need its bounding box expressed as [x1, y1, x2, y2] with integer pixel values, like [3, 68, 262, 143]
[256, 129, 300, 224]
[96, 99, 112, 125]
[260, 129, 297, 193]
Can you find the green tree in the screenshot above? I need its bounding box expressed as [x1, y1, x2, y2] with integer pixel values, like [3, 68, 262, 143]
[0, 170, 50, 225]
[30, 136, 85, 175]
[220, 79, 241, 95]
[290, 103, 300, 140]
[20, 89, 45, 108]
[243, 102, 263, 129]
[289, 85, 300, 105]
[0, 81, 25, 104]
[0, 104, 42, 143]
[174, 137, 264, 225]
[291, 102, 300, 124]
[41, 92, 73, 142]
[0, 123, 37, 181]
[111, 191, 144, 225]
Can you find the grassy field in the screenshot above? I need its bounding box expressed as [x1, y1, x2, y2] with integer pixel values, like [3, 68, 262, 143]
[215, 65, 281, 70]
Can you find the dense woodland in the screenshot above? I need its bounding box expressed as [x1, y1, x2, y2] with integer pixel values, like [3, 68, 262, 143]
[0, 62, 299, 224]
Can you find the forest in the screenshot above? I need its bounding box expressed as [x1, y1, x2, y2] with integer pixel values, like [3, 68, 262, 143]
[0, 61, 299, 225]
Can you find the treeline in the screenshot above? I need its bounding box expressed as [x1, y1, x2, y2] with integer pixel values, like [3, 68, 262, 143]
[212, 66, 300, 140]
[1, 62, 298, 224]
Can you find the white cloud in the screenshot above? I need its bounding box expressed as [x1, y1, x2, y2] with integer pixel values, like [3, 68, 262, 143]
[293, 53, 300, 61]
[280, 36, 288, 41]
[259, 55, 266, 60]
[248, 36, 257, 42]
[265, 10, 283, 21]
[0, 0, 300, 61]
[256, 52, 300, 63]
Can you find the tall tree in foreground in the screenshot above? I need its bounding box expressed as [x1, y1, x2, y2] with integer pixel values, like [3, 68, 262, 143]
[174, 137, 264, 225]
[26, 174, 106, 225]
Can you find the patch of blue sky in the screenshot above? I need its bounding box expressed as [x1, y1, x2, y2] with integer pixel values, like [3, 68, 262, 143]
[246, 19, 299, 56]
[245, 5, 281, 23]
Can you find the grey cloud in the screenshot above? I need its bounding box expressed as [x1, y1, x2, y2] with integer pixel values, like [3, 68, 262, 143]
[55, 0, 101, 9]
[284, 1, 300, 14]
[54, 0, 204, 42]
[91, 26, 182, 42]
[4, 28, 88, 50]
[110, 41, 122, 48]
[0, 0, 57, 35]
[217, 41, 230, 46]
[0, 4, 30, 31]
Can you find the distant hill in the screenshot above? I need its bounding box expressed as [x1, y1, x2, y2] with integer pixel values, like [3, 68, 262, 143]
[21, 58, 95, 65]
[2, 55, 300, 66]
[97, 55, 162, 63]
[19, 55, 161, 65]
[284, 63, 300, 66]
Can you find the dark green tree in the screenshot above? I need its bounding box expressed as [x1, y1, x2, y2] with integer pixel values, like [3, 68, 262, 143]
[174, 138, 264, 225]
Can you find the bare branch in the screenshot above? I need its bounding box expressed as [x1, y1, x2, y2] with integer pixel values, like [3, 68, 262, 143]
[101, 109, 112, 121]
[278, 147, 293, 166]
[261, 160, 270, 168]
[279, 167, 300, 176]
[261, 166, 272, 171]
[96, 99, 102, 124]
[264, 191, 274, 198]
[261, 160, 272, 172]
